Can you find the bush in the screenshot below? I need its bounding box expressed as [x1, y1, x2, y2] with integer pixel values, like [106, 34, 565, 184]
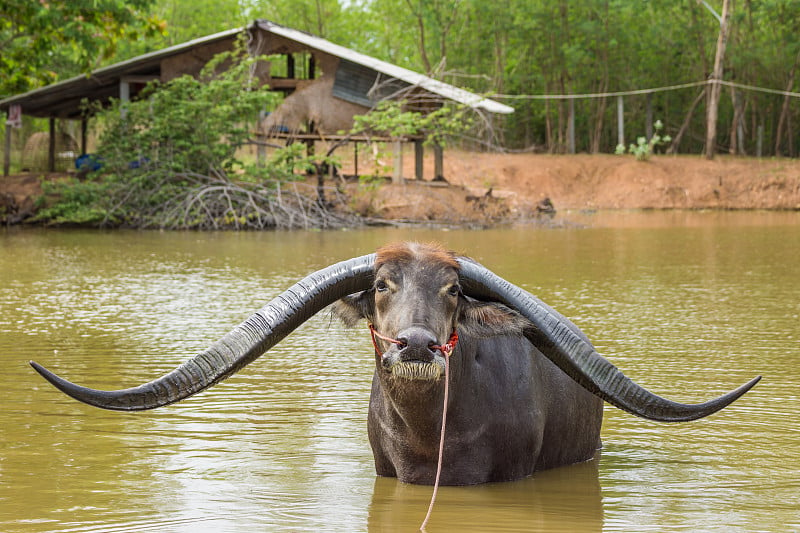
[37, 43, 354, 230]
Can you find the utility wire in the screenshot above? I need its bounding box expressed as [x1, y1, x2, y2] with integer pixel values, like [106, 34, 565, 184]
[490, 79, 800, 100]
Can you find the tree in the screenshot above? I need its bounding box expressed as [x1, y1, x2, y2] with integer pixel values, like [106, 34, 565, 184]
[705, 0, 732, 159]
[0, 0, 165, 98]
[241, 0, 345, 39]
[115, 0, 247, 60]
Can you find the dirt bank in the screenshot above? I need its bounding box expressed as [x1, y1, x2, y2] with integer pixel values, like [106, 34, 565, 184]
[355, 152, 800, 224]
[442, 152, 800, 211]
[3, 153, 800, 225]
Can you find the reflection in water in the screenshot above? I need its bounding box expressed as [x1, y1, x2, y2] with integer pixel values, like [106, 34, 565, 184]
[2, 212, 799, 532]
[368, 458, 603, 532]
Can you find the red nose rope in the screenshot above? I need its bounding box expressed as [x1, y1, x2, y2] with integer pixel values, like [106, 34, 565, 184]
[366, 324, 459, 531]
[367, 324, 458, 358]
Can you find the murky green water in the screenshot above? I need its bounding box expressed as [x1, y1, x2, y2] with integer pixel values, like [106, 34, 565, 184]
[1, 211, 798, 532]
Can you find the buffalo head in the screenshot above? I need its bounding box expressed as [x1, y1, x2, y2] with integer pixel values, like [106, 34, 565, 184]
[334, 242, 527, 382]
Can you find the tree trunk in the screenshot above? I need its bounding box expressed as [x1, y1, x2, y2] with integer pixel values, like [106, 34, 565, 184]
[705, 0, 732, 160]
[775, 51, 800, 156]
[405, 0, 432, 73]
[590, 96, 608, 153]
[589, 0, 610, 154]
[545, 97, 554, 153]
[729, 87, 742, 155]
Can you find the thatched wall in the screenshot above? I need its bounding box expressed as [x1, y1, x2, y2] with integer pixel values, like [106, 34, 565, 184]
[21, 131, 78, 172]
[252, 30, 371, 134]
[261, 76, 370, 134]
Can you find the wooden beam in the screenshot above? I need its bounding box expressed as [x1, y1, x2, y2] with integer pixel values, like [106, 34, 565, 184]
[120, 75, 159, 84]
[267, 78, 304, 90]
[616, 96, 625, 148]
[263, 131, 423, 143]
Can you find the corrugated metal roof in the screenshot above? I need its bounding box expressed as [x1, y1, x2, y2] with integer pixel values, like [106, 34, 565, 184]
[256, 20, 514, 114]
[0, 21, 513, 118]
[0, 28, 243, 118]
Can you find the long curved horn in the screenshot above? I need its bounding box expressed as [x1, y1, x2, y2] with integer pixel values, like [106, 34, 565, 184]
[457, 258, 760, 422]
[30, 254, 376, 411]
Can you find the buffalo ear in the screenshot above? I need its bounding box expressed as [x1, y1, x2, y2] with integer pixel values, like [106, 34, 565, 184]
[331, 290, 375, 326]
[457, 297, 530, 338]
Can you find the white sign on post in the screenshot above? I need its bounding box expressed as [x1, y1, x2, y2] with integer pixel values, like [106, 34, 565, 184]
[6, 104, 22, 128]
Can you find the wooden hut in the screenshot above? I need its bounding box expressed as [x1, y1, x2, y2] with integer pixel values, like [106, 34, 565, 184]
[1, 20, 513, 179]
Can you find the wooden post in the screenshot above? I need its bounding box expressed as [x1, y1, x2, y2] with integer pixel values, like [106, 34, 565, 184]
[256, 133, 266, 167]
[48, 117, 56, 172]
[80, 117, 88, 154]
[617, 95, 625, 148]
[433, 143, 444, 181]
[304, 138, 315, 158]
[737, 112, 745, 155]
[119, 79, 130, 119]
[414, 140, 424, 181]
[568, 99, 576, 154]
[392, 140, 403, 184]
[353, 141, 359, 178]
[256, 110, 266, 168]
[645, 93, 653, 140]
[757, 124, 764, 158]
[3, 123, 11, 177]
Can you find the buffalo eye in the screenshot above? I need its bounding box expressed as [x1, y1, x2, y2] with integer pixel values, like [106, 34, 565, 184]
[447, 284, 460, 297]
[375, 279, 389, 292]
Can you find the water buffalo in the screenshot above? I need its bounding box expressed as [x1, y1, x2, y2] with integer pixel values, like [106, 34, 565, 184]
[30, 242, 760, 486]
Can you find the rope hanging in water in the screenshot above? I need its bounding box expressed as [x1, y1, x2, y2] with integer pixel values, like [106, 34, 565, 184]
[365, 323, 459, 530]
[420, 337, 457, 531]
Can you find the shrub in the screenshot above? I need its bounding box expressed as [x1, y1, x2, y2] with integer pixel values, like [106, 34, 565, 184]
[37, 43, 353, 229]
[615, 120, 672, 161]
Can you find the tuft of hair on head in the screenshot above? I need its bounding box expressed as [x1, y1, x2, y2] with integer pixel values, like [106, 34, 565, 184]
[375, 241, 460, 271]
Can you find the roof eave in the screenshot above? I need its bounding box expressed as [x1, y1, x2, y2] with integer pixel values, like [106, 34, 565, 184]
[255, 19, 514, 114]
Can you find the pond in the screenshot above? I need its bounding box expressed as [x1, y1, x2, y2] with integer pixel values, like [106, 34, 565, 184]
[1, 211, 798, 532]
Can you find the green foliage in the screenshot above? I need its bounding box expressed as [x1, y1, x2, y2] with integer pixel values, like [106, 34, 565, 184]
[0, 0, 165, 97]
[615, 120, 672, 161]
[114, 0, 248, 61]
[350, 100, 473, 147]
[37, 46, 345, 229]
[9, 0, 800, 164]
[95, 45, 276, 177]
[34, 179, 111, 226]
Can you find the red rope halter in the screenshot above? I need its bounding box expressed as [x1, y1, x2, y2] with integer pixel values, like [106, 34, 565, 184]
[368, 324, 459, 357]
